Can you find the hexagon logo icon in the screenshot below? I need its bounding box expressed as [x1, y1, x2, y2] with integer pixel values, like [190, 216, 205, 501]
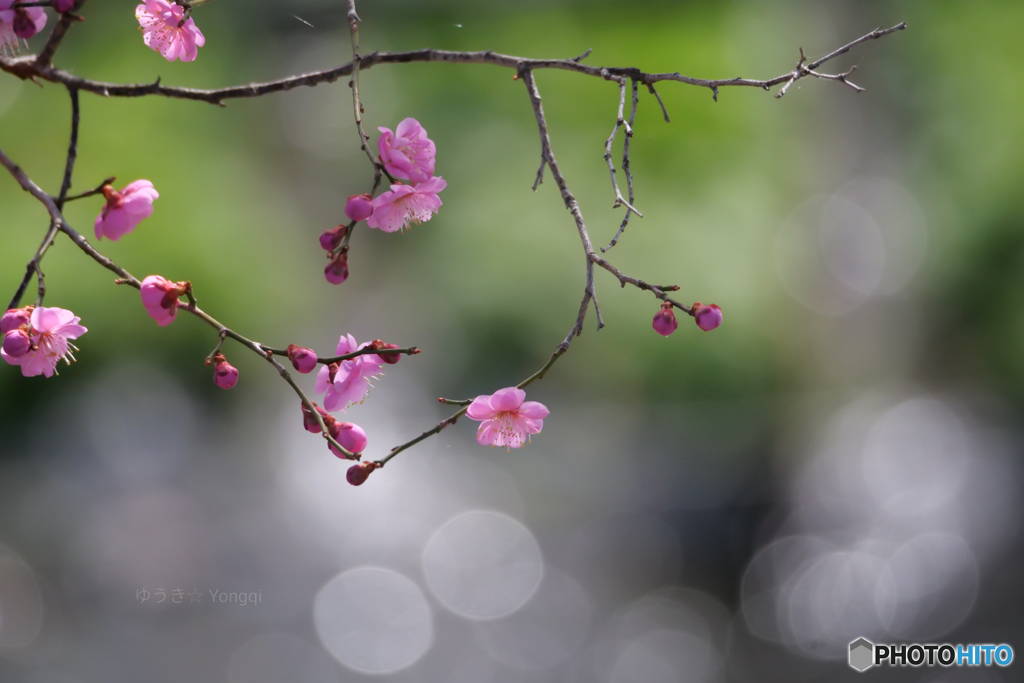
[849, 638, 875, 672]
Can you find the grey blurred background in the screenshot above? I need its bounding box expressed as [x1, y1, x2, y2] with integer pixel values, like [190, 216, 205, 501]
[1, 0, 1023, 681]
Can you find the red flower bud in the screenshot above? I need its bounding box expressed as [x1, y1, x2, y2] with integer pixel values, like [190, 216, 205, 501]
[286, 344, 318, 374]
[692, 302, 723, 332]
[2, 329, 31, 359]
[651, 302, 678, 337]
[324, 251, 349, 285]
[344, 193, 374, 223]
[369, 339, 402, 364]
[301, 401, 332, 434]
[319, 225, 346, 252]
[346, 461, 379, 486]
[212, 353, 238, 389]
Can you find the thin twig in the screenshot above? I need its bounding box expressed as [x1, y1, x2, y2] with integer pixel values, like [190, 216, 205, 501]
[603, 77, 642, 217]
[603, 79, 640, 251]
[34, 0, 86, 67]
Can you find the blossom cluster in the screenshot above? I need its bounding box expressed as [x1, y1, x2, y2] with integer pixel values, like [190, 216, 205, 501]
[2, 306, 87, 378]
[321, 118, 447, 285]
[0, 0, 725, 488]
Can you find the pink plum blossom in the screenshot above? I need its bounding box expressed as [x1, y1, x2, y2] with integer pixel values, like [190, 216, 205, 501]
[652, 302, 678, 337]
[377, 118, 436, 183]
[324, 251, 349, 284]
[345, 194, 374, 223]
[692, 302, 722, 331]
[1, 306, 87, 378]
[287, 344, 318, 374]
[95, 180, 159, 241]
[365, 177, 446, 233]
[314, 334, 384, 412]
[0, 2, 46, 53]
[140, 275, 185, 326]
[328, 420, 367, 459]
[466, 387, 549, 450]
[212, 353, 238, 389]
[346, 461, 379, 486]
[52, 0, 75, 13]
[136, 0, 205, 63]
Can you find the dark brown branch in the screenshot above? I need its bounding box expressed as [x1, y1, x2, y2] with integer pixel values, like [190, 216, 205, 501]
[55, 86, 79, 209]
[0, 24, 906, 105]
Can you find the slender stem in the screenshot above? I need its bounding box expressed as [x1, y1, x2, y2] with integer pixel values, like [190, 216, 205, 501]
[35, 0, 86, 67]
[55, 87, 80, 211]
[264, 345, 419, 365]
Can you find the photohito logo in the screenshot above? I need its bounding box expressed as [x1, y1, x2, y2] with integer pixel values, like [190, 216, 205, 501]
[848, 638, 1014, 672]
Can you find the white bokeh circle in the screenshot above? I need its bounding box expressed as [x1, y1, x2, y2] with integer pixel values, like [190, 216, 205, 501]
[313, 566, 433, 675]
[422, 510, 543, 620]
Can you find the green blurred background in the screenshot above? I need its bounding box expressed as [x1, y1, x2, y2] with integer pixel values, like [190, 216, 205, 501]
[1, 1, 1023, 681]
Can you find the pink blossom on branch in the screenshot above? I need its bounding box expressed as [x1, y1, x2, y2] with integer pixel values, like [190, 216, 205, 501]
[136, 0, 205, 63]
[95, 180, 159, 241]
[314, 334, 384, 412]
[52, 0, 74, 13]
[366, 177, 446, 233]
[140, 275, 186, 326]
[0, 2, 46, 53]
[377, 118, 436, 183]
[466, 387, 549, 450]
[1, 306, 87, 378]
[692, 302, 723, 331]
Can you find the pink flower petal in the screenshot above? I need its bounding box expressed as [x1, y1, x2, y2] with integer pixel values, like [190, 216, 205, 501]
[489, 387, 525, 413]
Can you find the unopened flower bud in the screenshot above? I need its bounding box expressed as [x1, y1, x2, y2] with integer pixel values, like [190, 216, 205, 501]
[13, 9, 38, 39]
[301, 401, 332, 433]
[287, 344, 318, 374]
[212, 353, 238, 389]
[140, 275, 187, 327]
[324, 252, 349, 285]
[328, 421, 368, 459]
[344, 193, 374, 223]
[2, 329, 31, 359]
[1, 307, 32, 334]
[346, 461, 379, 486]
[692, 302, 723, 332]
[52, 0, 75, 12]
[369, 339, 402, 364]
[652, 302, 678, 337]
[319, 225, 346, 251]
